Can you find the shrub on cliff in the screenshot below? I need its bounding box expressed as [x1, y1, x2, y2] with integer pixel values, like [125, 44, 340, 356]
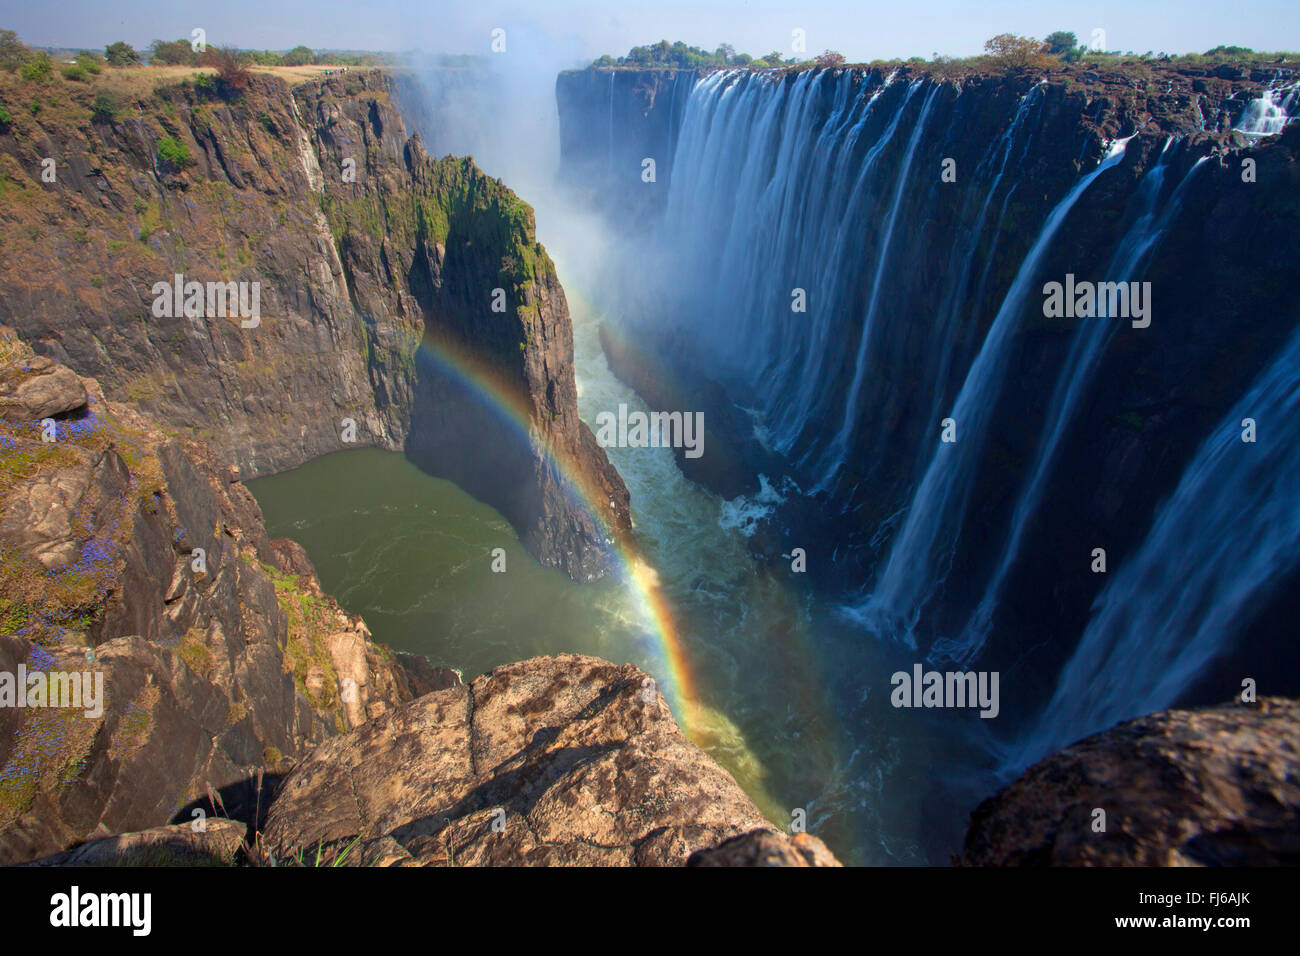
[1045, 31, 1078, 56]
[283, 45, 315, 66]
[984, 34, 1053, 70]
[0, 30, 29, 72]
[89, 90, 120, 123]
[157, 135, 193, 170]
[17, 51, 51, 82]
[74, 51, 103, 74]
[149, 38, 197, 65]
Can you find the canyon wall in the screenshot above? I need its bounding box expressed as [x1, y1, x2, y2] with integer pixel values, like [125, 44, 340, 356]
[557, 63, 1300, 748]
[0, 68, 629, 580]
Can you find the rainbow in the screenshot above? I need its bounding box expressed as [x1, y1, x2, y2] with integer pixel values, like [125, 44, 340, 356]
[410, 329, 704, 733]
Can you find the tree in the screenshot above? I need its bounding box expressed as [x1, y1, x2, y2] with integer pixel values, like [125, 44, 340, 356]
[150, 38, 196, 65]
[105, 41, 139, 66]
[1045, 31, 1078, 56]
[74, 50, 104, 73]
[0, 29, 27, 71]
[715, 43, 735, 64]
[814, 50, 846, 68]
[983, 34, 1052, 70]
[283, 45, 314, 66]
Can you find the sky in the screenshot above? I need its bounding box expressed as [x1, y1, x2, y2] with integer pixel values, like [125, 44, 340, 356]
[3, 0, 1298, 64]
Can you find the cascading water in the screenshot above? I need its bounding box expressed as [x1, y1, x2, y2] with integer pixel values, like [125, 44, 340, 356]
[934, 144, 1209, 667]
[851, 134, 1135, 643]
[815, 82, 944, 489]
[661, 70, 932, 448]
[1009, 321, 1300, 768]
[1235, 82, 1299, 135]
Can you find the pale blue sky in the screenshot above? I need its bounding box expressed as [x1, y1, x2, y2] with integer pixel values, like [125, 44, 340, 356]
[5, 0, 1298, 64]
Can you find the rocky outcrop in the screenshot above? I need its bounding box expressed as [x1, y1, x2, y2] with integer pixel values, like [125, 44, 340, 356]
[962, 698, 1300, 866]
[688, 828, 841, 867]
[0, 346, 452, 863]
[0, 349, 808, 867]
[261, 654, 833, 866]
[23, 819, 245, 866]
[0, 355, 88, 422]
[0, 67, 628, 580]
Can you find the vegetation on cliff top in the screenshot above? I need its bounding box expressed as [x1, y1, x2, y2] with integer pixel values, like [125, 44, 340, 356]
[585, 35, 1300, 78]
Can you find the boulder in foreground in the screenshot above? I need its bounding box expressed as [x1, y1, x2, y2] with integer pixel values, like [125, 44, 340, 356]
[262, 654, 840, 866]
[963, 698, 1300, 866]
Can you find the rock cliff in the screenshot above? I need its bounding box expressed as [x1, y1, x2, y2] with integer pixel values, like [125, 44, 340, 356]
[261, 653, 839, 866]
[0, 67, 628, 580]
[0, 339, 454, 863]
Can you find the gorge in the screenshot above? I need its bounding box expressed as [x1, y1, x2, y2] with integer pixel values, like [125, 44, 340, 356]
[0, 32, 1297, 869]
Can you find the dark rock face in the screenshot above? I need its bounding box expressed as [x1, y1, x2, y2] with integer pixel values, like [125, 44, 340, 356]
[962, 698, 1300, 866]
[557, 69, 699, 222]
[0, 352, 450, 864]
[262, 654, 834, 866]
[0, 70, 628, 580]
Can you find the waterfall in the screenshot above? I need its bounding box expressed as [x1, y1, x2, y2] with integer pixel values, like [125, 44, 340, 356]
[1235, 82, 1299, 135]
[934, 145, 1209, 667]
[661, 70, 929, 426]
[848, 135, 1135, 643]
[1010, 321, 1300, 768]
[812, 82, 944, 490]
